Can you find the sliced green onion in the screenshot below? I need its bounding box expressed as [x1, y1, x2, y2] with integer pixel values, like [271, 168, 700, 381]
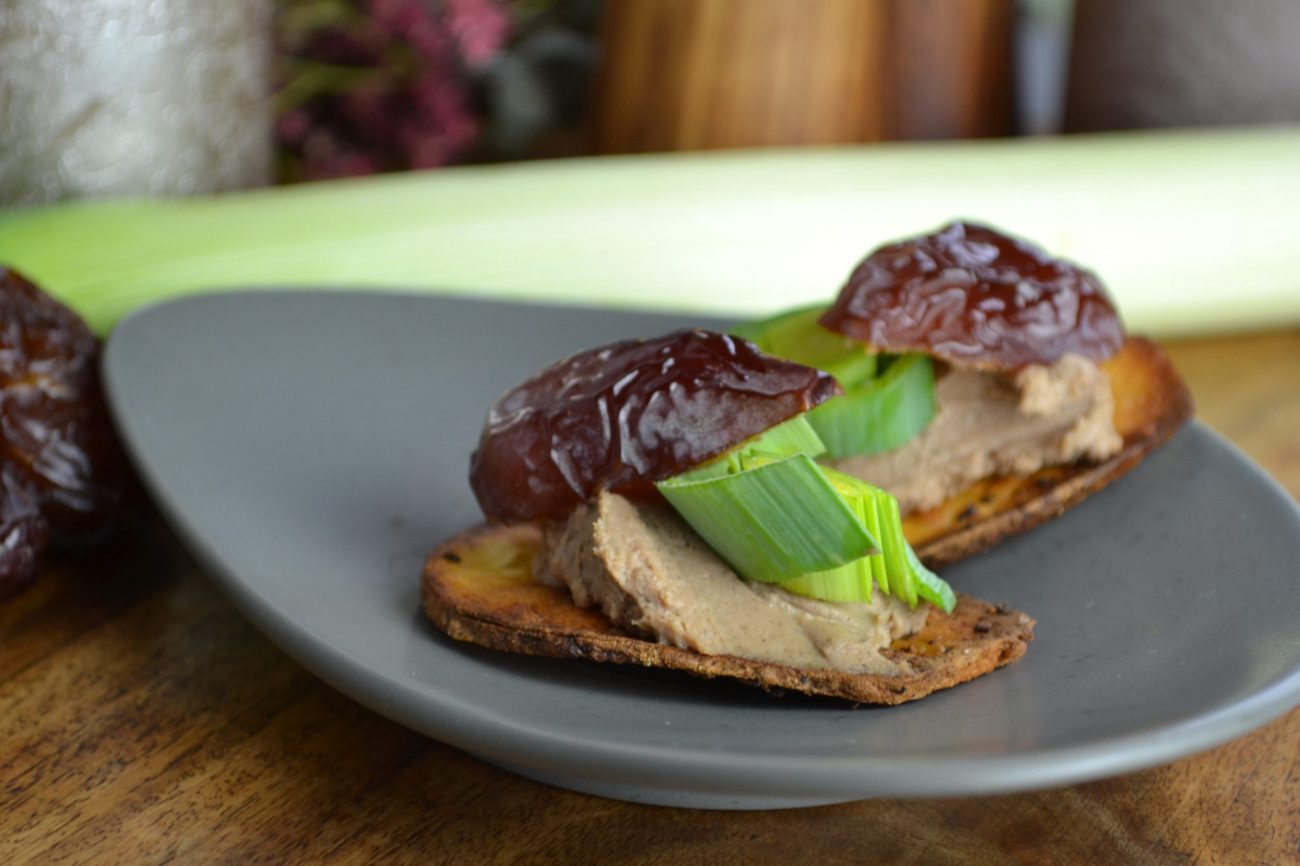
[907, 542, 957, 613]
[657, 414, 954, 611]
[659, 456, 955, 612]
[780, 556, 873, 603]
[807, 353, 936, 459]
[780, 487, 875, 602]
[740, 413, 825, 460]
[859, 492, 889, 594]
[728, 303, 822, 344]
[733, 306, 933, 459]
[677, 414, 825, 481]
[727, 310, 786, 345]
[876, 493, 917, 607]
[656, 454, 877, 583]
[813, 466, 955, 612]
[731, 305, 877, 388]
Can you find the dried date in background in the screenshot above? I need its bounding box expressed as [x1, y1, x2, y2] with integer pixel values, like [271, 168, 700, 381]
[0, 268, 134, 598]
[820, 222, 1125, 371]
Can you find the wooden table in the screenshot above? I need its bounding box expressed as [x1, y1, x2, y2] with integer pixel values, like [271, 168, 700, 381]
[4, 330, 1298, 865]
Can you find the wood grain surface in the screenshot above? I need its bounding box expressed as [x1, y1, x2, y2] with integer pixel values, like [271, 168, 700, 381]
[2, 329, 1299, 866]
[592, 0, 1013, 153]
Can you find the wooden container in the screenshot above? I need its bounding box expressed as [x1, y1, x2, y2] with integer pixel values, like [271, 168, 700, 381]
[592, 0, 1013, 153]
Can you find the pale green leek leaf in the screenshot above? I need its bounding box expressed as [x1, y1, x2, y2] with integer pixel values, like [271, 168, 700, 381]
[2, 127, 1296, 335]
[657, 454, 876, 584]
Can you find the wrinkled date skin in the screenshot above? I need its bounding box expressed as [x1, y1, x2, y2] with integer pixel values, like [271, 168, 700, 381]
[470, 329, 840, 524]
[1, 468, 48, 595]
[1, 268, 133, 598]
[820, 222, 1125, 370]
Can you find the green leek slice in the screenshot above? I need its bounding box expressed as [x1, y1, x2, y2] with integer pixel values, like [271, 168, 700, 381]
[807, 353, 936, 459]
[659, 448, 956, 611]
[678, 414, 825, 481]
[807, 466, 954, 612]
[734, 306, 935, 459]
[732, 305, 877, 388]
[876, 493, 917, 607]
[907, 542, 957, 613]
[657, 454, 878, 583]
[779, 487, 876, 603]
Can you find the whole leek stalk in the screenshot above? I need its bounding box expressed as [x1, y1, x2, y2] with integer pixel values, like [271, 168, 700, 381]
[1, 126, 1296, 335]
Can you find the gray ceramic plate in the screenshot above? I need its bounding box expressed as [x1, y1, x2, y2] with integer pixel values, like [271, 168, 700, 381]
[103, 290, 1300, 809]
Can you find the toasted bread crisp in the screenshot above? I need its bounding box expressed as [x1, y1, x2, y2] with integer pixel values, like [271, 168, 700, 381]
[907, 337, 1192, 566]
[422, 523, 1034, 704]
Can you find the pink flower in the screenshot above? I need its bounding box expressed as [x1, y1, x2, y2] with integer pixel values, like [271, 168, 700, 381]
[277, 0, 509, 180]
[366, 0, 428, 38]
[277, 109, 313, 146]
[445, 0, 511, 67]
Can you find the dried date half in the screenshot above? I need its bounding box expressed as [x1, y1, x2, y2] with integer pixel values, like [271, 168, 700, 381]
[1, 467, 49, 598]
[470, 329, 840, 524]
[819, 222, 1125, 371]
[1, 268, 133, 597]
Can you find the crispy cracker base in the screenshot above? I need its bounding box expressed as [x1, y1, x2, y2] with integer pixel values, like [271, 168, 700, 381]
[422, 523, 1034, 705]
[908, 336, 1193, 566]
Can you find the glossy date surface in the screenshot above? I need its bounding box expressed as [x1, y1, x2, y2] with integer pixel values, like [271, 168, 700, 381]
[470, 329, 839, 523]
[820, 222, 1125, 370]
[0, 467, 48, 595]
[1, 268, 132, 598]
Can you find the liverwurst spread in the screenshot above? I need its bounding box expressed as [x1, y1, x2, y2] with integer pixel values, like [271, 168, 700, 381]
[538, 491, 929, 674]
[832, 353, 1121, 515]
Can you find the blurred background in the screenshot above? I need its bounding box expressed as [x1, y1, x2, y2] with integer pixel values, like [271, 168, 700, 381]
[1, 0, 1299, 338]
[4, 0, 1300, 200]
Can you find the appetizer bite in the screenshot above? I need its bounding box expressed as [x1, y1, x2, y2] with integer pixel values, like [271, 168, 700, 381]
[424, 330, 1033, 704]
[735, 222, 1192, 565]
